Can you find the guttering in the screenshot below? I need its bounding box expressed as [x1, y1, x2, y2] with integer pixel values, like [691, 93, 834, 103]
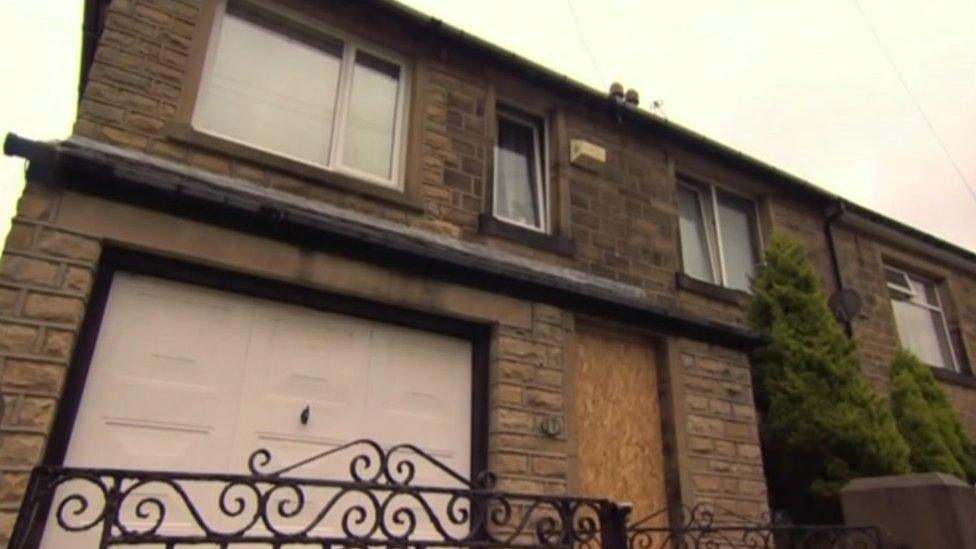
[834, 203, 976, 273]
[362, 0, 976, 264]
[4, 133, 762, 351]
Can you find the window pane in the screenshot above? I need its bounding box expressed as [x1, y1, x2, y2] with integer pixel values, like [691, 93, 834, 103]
[913, 277, 940, 307]
[194, 10, 342, 166]
[892, 299, 953, 369]
[341, 50, 401, 181]
[716, 191, 759, 291]
[677, 186, 715, 282]
[885, 267, 913, 292]
[494, 116, 541, 228]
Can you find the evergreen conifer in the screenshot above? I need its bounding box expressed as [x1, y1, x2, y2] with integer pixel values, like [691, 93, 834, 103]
[748, 234, 910, 521]
[890, 349, 976, 482]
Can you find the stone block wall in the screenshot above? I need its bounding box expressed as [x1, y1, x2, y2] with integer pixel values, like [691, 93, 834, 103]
[564, 117, 676, 297]
[674, 340, 768, 518]
[0, 188, 101, 541]
[488, 304, 575, 497]
[0, 179, 587, 543]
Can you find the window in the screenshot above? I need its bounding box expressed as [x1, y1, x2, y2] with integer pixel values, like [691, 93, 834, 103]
[885, 266, 958, 370]
[677, 180, 761, 292]
[192, 0, 408, 187]
[493, 107, 547, 232]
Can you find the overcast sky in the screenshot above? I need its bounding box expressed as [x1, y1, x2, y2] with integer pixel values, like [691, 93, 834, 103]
[0, 0, 82, 243]
[1, 0, 974, 252]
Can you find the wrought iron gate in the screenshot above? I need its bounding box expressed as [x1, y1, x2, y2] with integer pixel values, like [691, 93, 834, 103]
[8, 439, 882, 548]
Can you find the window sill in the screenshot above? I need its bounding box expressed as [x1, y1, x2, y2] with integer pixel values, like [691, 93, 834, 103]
[930, 366, 976, 389]
[478, 214, 575, 256]
[675, 272, 749, 306]
[169, 124, 426, 213]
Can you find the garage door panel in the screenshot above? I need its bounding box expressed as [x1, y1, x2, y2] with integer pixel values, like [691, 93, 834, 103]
[367, 330, 471, 480]
[64, 273, 253, 472]
[258, 306, 371, 403]
[51, 272, 475, 546]
[106, 280, 251, 382]
[98, 377, 224, 435]
[234, 303, 374, 460]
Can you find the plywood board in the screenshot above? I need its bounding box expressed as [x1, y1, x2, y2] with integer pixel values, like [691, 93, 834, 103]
[574, 327, 668, 522]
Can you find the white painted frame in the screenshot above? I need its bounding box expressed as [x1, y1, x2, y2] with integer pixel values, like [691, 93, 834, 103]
[678, 177, 763, 290]
[194, 0, 411, 190]
[677, 182, 719, 284]
[492, 108, 549, 233]
[885, 265, 959, 371]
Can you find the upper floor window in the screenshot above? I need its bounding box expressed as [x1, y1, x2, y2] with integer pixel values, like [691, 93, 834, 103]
[676, 179, 761, 292]
[192, 0, 409, 188]
[493, 107, 548, 232]
[885, 266, 958, 371]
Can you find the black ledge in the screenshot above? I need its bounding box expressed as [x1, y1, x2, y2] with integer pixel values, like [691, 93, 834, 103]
[478, 214, 576, 257]
[931, 366, 976, 389]
[4, 133, 762, 351]
[675, 272, 750, 307]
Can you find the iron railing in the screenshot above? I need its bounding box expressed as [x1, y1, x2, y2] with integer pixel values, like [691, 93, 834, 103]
[627, 504, 885, 549]
[9, 439, 625, 548]
[9, 439, 882, 548]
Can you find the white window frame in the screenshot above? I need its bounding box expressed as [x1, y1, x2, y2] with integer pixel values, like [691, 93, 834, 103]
[492, 107, 549, 233]
[884, 265, 959, 371]
[194, 0, 411, 189]
[677, 178, 763, 289]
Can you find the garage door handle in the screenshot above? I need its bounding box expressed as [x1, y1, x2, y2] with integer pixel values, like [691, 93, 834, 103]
[300, 405, 310, 425]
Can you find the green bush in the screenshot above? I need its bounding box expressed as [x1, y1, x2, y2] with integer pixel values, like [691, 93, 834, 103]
[748, 234, 910, 522]
[890, 349, 976, 482]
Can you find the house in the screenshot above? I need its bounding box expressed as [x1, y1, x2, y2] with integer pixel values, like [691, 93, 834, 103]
[1, 0, 974, 544]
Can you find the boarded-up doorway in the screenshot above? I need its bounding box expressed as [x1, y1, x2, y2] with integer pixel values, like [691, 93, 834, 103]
[573, 325, 668, 520]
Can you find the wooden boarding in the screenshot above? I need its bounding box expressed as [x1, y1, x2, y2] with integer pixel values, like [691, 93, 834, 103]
[573, 327, 669, 521]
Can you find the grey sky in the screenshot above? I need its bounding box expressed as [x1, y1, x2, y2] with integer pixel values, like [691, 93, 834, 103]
[399, 0, 976, 252]
[1, 0, 974, 252]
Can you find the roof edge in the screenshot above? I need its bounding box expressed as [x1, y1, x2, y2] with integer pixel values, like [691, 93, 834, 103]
[4, 132, 762, 350]
[362, 0, 974, 262]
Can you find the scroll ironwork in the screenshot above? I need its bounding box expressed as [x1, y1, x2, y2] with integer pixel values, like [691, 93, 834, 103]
[9, 440, 884, 549]
[10, 439, 621, 548]
[626, 503, 884, 549]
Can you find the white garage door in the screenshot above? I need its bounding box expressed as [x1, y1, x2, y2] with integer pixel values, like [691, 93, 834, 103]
[46, 272, 472, 543]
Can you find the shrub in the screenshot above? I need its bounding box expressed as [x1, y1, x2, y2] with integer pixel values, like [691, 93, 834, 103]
[748, 234, 910, 522]
[890, 348, 976, 482]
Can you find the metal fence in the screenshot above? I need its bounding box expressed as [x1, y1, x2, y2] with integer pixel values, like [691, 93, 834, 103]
[8, 439, 880, 548]
[627, 504, 885, 549]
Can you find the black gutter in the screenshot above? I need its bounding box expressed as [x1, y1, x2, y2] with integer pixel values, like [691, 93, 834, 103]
[824, 201, 853, 338]
[4, 133, 762, 351]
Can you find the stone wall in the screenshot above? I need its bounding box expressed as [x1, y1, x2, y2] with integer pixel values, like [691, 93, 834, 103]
[672, 340, 768, 517]
[489, 305, 575, 496]
[0, 188, 101, 539]
[0, 185, 587, 543]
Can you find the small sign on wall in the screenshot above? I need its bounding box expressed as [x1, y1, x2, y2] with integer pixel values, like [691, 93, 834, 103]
[570, 139, 606, 172]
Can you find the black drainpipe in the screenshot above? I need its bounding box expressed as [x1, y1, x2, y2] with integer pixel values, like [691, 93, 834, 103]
[824, 199, 853, 338]
[79, 0, 107, 103]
